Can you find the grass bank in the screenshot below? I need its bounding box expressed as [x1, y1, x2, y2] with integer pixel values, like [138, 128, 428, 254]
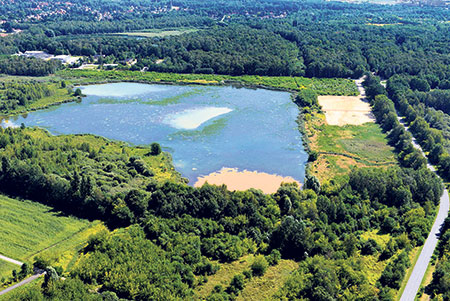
[1, 71, 358, 118]
[58, 69, 359, 96]
[0, 81, 75, 117]
[24, 127, 182, 184]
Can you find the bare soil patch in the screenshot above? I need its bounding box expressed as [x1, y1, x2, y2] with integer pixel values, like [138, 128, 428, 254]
[318, 95, 375, 126]
[194, 168, 301, 194]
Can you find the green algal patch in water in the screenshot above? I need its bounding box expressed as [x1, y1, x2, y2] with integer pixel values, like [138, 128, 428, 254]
[144, 88, 209, 106]
[92, 88, 209, 106]
[169, 117, 229, 139]
[95, 98, 143, 104]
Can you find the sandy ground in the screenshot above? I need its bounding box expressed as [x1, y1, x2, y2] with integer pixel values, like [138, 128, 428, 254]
[318, 95, 375, 126]
[194, 168, 301, 194]
[318, 77, 375, 126]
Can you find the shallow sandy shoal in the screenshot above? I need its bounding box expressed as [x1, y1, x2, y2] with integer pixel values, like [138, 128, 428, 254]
[318, 95, 375, 126]
[194, 168, 301, 194]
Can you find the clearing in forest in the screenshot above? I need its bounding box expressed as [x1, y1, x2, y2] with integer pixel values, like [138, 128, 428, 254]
[195, 255, 298, 300]
[318, 95, 375, 126]
[306, 114, 396, 181]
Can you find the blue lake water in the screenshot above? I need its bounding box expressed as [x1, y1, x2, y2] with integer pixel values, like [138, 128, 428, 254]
[6, 83, 308, 184]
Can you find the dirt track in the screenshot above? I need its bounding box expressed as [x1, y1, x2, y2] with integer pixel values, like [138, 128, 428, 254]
[0, 254, 23, 266]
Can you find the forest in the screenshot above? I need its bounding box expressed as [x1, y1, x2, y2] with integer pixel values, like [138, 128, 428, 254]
[0, 125, 444, 300]
[0, 0, 449, 300]
[0, 1, 449, 78]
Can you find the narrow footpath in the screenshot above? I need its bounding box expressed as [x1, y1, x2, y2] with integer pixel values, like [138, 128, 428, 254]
[0, 272, 45, 296]
[0, 255, 45, 296]
[398, 117, 450, 301]
[0, 254, 23, 266]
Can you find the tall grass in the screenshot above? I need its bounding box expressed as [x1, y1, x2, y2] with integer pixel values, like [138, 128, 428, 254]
[0, 195, 89, 261]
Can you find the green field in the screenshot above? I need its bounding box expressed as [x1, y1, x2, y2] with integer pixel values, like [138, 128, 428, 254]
[112, 28, 199, 38]
[0, 260, 18, 280]
[307, 114, 396, 181]
[0, 195, 104, 268]
[316, 122, 395, 163]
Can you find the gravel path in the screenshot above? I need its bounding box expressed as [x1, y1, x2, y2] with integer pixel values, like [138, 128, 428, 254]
[0, 254, 23, 266]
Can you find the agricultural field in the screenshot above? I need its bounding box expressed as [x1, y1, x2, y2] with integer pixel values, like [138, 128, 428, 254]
[111, 28, 199, 38]
[306, 113, 396, 182]
[0, 195, 104, 270]
[0, 260, 18, 280]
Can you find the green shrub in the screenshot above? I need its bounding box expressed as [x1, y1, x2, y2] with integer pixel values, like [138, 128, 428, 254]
[150, 142, 162, 156]
[251, 255, 269, 276]
[226, 274, 245, 295]
[266, 249, 281, 266]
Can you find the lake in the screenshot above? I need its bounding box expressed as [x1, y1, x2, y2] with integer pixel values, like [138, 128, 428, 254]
[6, 82, 308, 192]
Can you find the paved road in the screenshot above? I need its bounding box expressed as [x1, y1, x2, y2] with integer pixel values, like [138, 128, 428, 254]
[0, 272, 45, 296]
[0, 254, 23, 266]
[398, 117, 450, 301]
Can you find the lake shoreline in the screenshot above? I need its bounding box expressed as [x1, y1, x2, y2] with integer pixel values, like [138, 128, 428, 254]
[11, 82, 308, 191]
[0, 74, 299, 119]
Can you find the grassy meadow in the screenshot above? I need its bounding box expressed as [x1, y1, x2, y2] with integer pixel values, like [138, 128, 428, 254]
[238, 260, 299, 300]
[0, 260, 18, 280]
[195, 254, 298, 300]
[306, 113, 396, 182]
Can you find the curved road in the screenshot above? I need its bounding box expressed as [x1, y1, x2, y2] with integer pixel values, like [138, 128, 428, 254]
[398, 118, 450, 301]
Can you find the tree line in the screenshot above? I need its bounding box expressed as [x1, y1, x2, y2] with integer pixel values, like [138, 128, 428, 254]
[1, 1, 449, 79]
